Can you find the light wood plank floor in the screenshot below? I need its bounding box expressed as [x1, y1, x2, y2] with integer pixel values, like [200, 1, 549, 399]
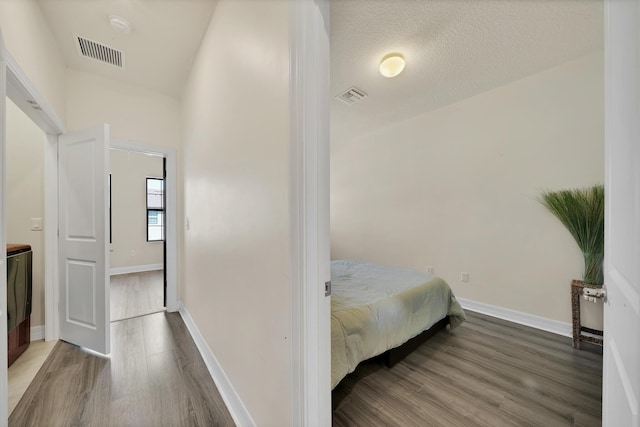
[8, 339, 57, 415]
[333, 311, 603, 427]
[9, 312, 235, 427]
[110, 271, 164, 322]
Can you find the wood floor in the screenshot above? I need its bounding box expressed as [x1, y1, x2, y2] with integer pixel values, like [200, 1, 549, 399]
[8, 310, 602, 426]
[9, 312, 235, 427]
[333, 311, 603, 427]
[110, 271, 164, 322]
[8, 339, 57, 415]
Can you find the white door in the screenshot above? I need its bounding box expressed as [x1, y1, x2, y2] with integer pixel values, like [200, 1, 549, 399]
[58, 124, 110, 355]
[0, 30, 10, 423]
[602, 1, 640, 426]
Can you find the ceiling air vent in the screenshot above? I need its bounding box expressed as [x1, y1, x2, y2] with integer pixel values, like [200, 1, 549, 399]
[75, 35, 125, 69]
[335, 87, 367, 105]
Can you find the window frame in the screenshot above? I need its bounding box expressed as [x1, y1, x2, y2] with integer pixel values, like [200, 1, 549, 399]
[146, 177, 165, 242]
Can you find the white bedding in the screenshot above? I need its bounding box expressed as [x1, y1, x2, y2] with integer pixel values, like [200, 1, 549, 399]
[331, 259, 465, 389]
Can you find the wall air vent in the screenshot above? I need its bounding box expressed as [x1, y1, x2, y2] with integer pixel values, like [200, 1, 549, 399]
[75, 35, 125, 69]
[335, 87, 367, 105]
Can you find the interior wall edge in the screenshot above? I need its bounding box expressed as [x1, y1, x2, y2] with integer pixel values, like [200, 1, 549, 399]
[177, 302, 255, 427]
[29, 326, 44, 341]
[5, 49, 66, 134]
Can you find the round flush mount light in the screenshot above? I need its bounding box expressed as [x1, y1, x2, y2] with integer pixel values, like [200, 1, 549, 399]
[379, 53, 405, 78]
[109, 15, 132, 34]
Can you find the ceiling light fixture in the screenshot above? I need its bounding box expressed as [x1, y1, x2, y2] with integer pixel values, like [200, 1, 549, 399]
[379, 53, 405, 78]
[109, 15, 132, 34]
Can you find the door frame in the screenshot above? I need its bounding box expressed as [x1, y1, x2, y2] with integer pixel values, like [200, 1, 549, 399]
[289, 0, 331, 425]
[5, 50, 66, 344]
[602, 0, 640, 424]
[0, 28, 7, 425]
[5, 53, 180, 344]
[1, 42, 65, 423]
[109, 139, 179, 312]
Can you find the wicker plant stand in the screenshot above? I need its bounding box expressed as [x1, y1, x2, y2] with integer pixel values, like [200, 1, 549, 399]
[571, 280, 604, 349]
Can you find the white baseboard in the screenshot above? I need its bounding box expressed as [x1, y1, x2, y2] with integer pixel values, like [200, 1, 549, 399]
[178, 302, 255, 427]
[110, 263, 163, 276]
[30, 325, 45, 341]
[457, 297, 572, 338]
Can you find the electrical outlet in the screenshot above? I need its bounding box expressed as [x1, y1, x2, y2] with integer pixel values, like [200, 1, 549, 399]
[131, 250, 136, 257]
[425, 266, 434, 274]
[460, 272, 469, 282]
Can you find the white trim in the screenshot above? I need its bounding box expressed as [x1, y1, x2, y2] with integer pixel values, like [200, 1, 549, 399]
[3, 39, 66, 426]
[289, 0, 331, 425]
[110, 139, 178, 312]
[457, 297, 572, 337]
[30, 325, 45, 341]
[109, 263, 163, 276]
[5, 51, 66, 135]
[111, 140, 171, 157]
[44, 133, 59, 342]
[0, 28, 9, 426]
[5, 51, 66, 346]
[178, 303, 255, 427]
[603, 1, 640, 425]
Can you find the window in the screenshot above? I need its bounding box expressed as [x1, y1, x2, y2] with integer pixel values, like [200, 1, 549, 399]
[146, 177, 164, 241]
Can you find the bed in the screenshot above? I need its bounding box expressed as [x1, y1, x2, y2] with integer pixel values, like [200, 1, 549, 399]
[331, 259, 466, 389]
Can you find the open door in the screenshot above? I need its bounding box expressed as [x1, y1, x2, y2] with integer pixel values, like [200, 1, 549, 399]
[602, 1, 640, 425]
[58, 124, 110, 355]
[0, 29, 10, 422]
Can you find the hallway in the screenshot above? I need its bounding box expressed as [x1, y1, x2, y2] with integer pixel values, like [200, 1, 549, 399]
[110, 271, 165, 322]
[9, 312, 234, 426]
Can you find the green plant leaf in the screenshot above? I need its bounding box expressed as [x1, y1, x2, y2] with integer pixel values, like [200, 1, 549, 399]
[539, 185, 604, 285]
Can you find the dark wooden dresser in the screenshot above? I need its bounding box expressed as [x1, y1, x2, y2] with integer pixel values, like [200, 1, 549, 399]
[7, 244, 32, 366]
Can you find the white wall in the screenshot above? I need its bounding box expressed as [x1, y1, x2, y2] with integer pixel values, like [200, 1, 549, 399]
[331, 52, 604, 328]
[65, 69, 181, 274]
[109, 150, 164, 270]
[181, 1, 292, 424]
[6, 98, 45, 327]
[65, 69, 181, 149]
[0, 0, 67, 123]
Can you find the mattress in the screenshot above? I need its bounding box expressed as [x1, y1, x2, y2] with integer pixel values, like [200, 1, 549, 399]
[331, 259, 466, 389]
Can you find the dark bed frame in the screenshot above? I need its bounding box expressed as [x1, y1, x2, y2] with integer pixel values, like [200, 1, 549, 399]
[382, 315, 450, 367]
[332, 316, 451, 409]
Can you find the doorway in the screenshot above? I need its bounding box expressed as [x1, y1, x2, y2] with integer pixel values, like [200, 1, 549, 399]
[5, 96, 57, 414]
[109, 148, 166, 322]
[109, 139, 179, 316]
[1, 48, 180, 421]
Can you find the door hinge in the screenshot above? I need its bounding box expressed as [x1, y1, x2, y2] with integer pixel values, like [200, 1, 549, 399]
[324, 280, 331, 297]
[584, 286, 607, 303]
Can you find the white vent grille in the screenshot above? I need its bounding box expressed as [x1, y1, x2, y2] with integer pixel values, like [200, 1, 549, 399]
[336, 87, 367, 105]
[75, 35, 125, 69]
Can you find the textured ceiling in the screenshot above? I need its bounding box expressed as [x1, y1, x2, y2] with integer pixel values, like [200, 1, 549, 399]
[37, 0, 217, 98]
[331, 0, 604, 142]
[35, 1, 603, 123]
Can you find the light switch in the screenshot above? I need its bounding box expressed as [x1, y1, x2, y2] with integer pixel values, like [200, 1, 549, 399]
[31, 218, 43, 231]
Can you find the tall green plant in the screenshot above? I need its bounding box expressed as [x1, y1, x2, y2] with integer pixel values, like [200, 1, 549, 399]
[540, 185, 605, 286]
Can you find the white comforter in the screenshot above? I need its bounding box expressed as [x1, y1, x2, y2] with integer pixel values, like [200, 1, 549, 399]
[331, 259, 465, 389]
